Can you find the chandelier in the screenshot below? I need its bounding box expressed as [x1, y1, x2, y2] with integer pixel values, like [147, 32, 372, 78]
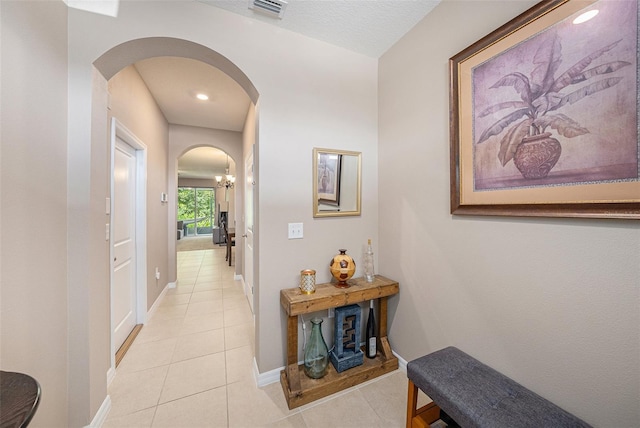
[215, 154, 235, 189]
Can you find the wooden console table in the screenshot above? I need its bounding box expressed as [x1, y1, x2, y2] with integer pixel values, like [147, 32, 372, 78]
[280, 275, 399, 409]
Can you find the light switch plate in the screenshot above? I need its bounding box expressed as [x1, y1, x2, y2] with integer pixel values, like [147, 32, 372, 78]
[288, 223, 303, 239]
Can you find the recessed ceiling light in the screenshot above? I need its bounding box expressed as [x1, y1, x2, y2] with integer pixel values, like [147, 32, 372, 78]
[573, 9, 598, 24]
[196, 93, 209, 101]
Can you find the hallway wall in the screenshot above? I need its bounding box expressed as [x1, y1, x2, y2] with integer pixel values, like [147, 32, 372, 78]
[66, 2, 378, 394]
[6, 1, 638, 426]
[0, 1, 70, 425]
[108, 65, 170, 310]
[378, 1, 640, 426]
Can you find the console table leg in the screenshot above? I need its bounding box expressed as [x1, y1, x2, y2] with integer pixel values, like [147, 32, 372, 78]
[378, 296, 389, 357]
[286, 315, 301, 394]
[379, 296, 388, 337]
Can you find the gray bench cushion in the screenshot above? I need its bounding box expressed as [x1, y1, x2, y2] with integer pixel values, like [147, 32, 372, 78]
[407, 347, 591, 428]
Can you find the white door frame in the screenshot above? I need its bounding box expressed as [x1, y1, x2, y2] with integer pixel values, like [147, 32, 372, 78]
[109, 118, 148, 374]
[244, 148, 255, 313]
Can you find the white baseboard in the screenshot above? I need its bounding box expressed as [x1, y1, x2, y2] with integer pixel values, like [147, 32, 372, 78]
[239, 276, 251, 298]
[394, 350, 408, 372]
[86, 395, 111, 428]
[168, 281, 176, 289]
[254, 358, 282, 388]
[107, 367, 116, 387]
[147, 282, 170, 321]
[234, 273, 242, 281]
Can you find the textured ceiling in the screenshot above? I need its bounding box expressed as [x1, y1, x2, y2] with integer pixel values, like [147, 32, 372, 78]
[199, 0, 440, 58]
[132, 0, 442, 179]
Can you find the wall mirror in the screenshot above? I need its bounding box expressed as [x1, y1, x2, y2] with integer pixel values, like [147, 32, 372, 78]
[313, 148, 361, 218]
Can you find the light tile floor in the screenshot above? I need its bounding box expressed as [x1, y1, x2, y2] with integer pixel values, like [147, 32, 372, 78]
[105, 247, 414, 427]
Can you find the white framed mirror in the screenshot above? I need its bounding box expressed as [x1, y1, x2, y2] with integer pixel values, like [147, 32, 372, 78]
[313, 148, 361, 218]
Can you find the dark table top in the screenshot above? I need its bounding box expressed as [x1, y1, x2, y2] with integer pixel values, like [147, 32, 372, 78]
[0, 371, 41, 428]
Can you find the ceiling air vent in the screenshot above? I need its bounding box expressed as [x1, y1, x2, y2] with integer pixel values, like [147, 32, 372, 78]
[248, 0, 287, 19]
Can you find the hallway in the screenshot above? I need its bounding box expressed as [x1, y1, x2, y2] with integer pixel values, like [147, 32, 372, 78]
[105, 247, 409, 427]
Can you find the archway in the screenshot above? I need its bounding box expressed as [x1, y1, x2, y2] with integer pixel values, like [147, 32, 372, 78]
[176, 146, 236, 242]
[94, 35, 257, 280]
[93, 36, 259, 376]
[94, 37, 258, 104]
[168, 127, 245, 282]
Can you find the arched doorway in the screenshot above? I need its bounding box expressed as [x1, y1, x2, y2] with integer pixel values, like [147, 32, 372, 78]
[94, 37, 258, 101]
[93, 37, 259, 375]
[94, 36, 258, 278]
[176, 146, 235, 241]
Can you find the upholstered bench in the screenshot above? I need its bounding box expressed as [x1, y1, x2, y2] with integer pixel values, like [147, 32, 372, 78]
[406, 347, 591, 428]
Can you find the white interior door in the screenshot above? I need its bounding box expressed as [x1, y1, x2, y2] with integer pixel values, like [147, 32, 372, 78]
[112, 138, 137, 351]
[244, 152, 255, 313]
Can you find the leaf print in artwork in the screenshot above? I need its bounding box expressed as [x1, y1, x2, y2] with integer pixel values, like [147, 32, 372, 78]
[472, 2, 637, 190]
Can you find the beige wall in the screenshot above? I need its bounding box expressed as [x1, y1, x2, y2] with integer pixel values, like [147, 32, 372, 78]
[178, 178, 216, 188]
[0, 1, 70, 425]
[108, 65, 170, 309]
[4, 2, 378, 422]
[10, 1, 630, 426]
[66, 3, 378, 407]
[87, 66, 112, 423]
[379, 1, 640, 426]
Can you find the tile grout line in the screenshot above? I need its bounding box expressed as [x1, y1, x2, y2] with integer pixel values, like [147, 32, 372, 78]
[111, 247, 245, 426]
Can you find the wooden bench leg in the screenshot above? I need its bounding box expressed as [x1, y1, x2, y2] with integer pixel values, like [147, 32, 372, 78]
[406, 379, 441, 428]
[407, 379, 419, 428]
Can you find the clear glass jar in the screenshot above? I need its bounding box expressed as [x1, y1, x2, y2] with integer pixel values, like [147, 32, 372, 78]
[303, 318, 329, 379]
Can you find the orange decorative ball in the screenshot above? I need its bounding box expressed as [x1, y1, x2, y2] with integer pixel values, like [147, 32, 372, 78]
[329, 249, 356, 288]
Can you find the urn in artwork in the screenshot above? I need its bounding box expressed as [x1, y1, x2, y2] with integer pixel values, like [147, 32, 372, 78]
[513, 132, 562, 179]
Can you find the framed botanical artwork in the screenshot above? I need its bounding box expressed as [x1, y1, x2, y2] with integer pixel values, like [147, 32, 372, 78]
[450, 0, 640, 219]
[317, 151, 342, 205]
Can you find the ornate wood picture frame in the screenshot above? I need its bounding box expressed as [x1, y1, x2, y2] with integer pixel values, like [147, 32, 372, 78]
[450, 0, 640, 219]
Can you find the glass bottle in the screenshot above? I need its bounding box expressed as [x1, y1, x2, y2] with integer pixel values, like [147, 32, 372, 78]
[366, 300, 377, 358]
[363, 239, 375, 282]
[303, 318, 329, 379]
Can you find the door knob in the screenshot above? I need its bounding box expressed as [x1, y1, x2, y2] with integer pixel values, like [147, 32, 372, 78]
[242, 234, 247, 238]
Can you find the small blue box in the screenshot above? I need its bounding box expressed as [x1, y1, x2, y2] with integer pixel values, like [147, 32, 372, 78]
[330, 304, 364, 372]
